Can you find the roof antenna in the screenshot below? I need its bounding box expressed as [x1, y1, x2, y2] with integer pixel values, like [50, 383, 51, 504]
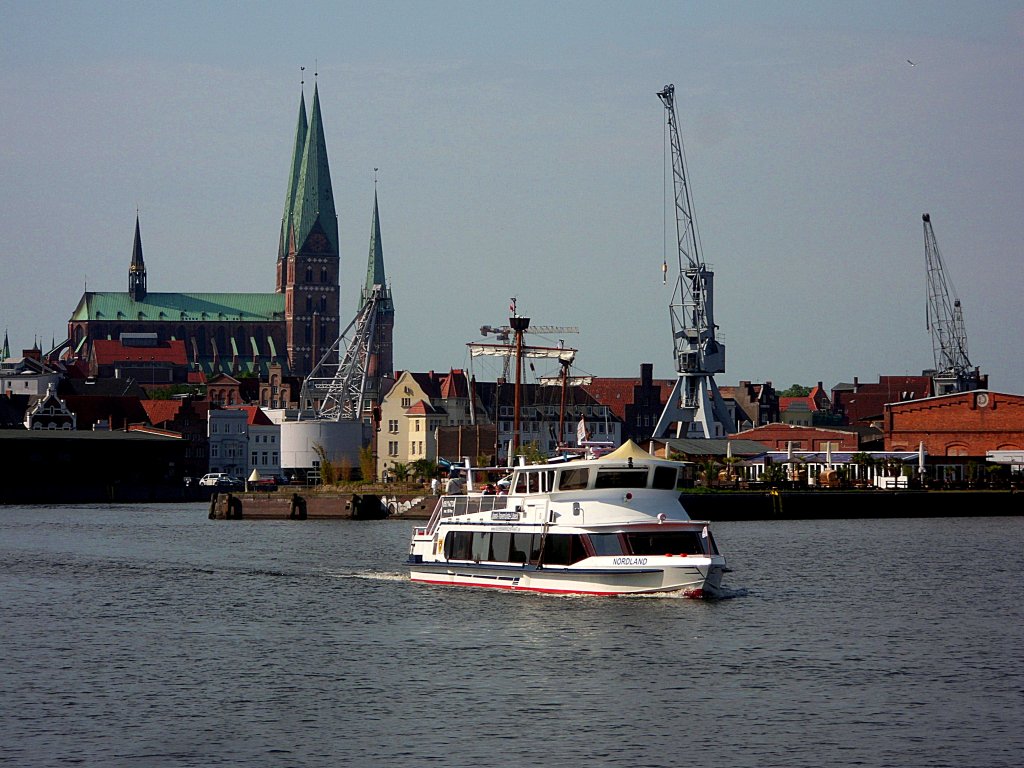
[374, 167, 379, 188]
[300, 65, 305, 89]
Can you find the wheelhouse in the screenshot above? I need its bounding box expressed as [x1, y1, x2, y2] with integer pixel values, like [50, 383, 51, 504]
[509, 460, 685, 494]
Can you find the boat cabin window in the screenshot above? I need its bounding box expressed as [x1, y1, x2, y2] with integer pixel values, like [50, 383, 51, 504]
[588, 533, 624, 556]
[488, 532, 512, 562]
[517, 532, 541, 563]
[594, 469, 649, 489]
[444, 531, 474, 561]
[652, 466, 680, 490]
[443, 530, 541, 564]
[541, 534, 588, 566]
[471, 531, 491, 562]
[557, 467, 590, 491]
[513, 470, 553, 493]
[624, 531, 707, 556]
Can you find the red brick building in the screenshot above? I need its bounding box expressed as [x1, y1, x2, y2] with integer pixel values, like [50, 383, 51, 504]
[884, 390, 1024, 456]
[831, 375, 933, 427]
[731, 423, 861, 451]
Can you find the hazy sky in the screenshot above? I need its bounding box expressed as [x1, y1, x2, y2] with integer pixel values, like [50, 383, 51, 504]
[3, 1, 1022, 393]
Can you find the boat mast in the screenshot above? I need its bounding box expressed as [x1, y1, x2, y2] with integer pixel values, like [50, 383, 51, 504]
[510, 309, 530, 457]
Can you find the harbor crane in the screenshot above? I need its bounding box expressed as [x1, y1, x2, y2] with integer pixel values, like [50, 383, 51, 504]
[651, 84, 735, 439]
[922, 213, 984, 394]
[300, 285, 385, 421]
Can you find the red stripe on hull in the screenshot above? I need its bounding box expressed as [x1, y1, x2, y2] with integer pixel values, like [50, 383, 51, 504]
[409, 576, 705, 598]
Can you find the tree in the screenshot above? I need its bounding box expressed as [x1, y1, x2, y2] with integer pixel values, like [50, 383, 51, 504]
[312, 443, 336, 485]
[410, 459, 436, 482]
[780, 384, 812, 397]
[391, 462, 410, 481]
[359, 444, 376, 483]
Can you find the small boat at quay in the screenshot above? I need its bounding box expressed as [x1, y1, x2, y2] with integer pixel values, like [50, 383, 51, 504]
[407, 440, 728, 597]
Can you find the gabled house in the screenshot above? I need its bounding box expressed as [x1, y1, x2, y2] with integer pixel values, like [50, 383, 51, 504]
[24, 383, 76, 430]
[831, 375, 933, 427]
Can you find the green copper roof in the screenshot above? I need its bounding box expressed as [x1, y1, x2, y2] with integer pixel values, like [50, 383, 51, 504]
[70, 292, 285, 323]
[361, 190, 393, 312]
[279, 91, 308, 259]
[292, 84, 339, 255]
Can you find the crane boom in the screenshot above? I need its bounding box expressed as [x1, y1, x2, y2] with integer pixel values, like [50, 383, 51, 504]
[300, 285, 384, 421]
[922, 213, 982, 394]
[652, 84, 734, 439]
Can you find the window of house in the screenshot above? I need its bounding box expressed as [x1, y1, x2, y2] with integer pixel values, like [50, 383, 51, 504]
[251, 451, 258, 465]
[401, 397, 411, 408]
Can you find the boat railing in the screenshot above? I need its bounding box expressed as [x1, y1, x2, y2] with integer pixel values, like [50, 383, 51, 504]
[421, 494, 507, 536]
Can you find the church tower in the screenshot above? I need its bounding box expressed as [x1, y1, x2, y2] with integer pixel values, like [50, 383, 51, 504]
[276, 83, 340, 379]
[128, 214, 147, 302]
[361, 188, 395, 403]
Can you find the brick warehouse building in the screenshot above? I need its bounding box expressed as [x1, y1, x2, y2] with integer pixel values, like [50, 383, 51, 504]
[66, 85, 348, 381]
[885, 390, 1024, 456]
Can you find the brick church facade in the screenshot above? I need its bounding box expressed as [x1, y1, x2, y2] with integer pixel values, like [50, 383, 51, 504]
[65, 83, 391, 385]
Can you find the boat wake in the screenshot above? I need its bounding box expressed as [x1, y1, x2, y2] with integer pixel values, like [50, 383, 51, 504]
[326, 570, 408, 583]
[621, 585, 749, 600]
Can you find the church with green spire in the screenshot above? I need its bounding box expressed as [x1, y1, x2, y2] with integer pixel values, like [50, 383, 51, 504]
[65, 83, 376, 383]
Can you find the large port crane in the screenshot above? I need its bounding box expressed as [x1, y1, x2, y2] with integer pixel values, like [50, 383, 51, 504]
[300, 284, 385, 421]
[922, 213, 983, 394]
[652, 84, 735, 439]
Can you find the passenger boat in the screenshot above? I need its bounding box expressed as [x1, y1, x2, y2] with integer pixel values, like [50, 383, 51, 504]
[407, 440, 728, 597]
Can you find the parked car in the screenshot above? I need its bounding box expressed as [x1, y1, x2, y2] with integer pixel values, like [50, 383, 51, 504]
[199, 473, 229, 487]
[216, 476, 244, 490]
[254, 477, 278, 492]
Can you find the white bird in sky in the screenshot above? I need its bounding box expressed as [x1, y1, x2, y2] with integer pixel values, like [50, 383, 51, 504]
[907, 59, 916, 66]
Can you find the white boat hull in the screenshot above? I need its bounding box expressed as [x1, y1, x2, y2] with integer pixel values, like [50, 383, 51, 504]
[409, 558, 725, 597]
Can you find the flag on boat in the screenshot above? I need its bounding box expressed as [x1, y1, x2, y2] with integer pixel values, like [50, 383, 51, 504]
[510, 297, 517, 315]
[576, 417, 588, 445]
[701, 525, 710, 555]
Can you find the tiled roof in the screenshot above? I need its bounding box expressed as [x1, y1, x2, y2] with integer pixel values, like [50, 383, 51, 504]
[93, 339, 188, 366]
[585, 377, 674, 421]
[406, 399, 444, 416]
[230, 405, 274, 426]
[141, 400, 182, 426]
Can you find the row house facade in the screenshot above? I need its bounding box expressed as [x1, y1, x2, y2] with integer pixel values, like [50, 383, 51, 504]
[377, 370, 485, 476]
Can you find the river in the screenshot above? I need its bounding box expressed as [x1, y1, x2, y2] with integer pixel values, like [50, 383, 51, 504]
[2, 504, 1022, 767]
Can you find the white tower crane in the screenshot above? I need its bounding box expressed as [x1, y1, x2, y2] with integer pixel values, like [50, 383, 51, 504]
[922, 213, 983, 395]
[652, 84, 735, 439]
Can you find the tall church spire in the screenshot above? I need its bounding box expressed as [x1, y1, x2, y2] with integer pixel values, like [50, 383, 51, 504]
[361, 189, 393, 312]
[2, 329, 10, 360]
[128, 214, 147, 302]
[278, 90, 308, 266]
[292, 83, 339, 255]
[361, 186, 394, 383]
[278, 80, 341, 379]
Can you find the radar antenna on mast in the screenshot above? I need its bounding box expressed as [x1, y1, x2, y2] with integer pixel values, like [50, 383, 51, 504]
[922, 213, 983, 395]
[652, 84, 735, 439]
